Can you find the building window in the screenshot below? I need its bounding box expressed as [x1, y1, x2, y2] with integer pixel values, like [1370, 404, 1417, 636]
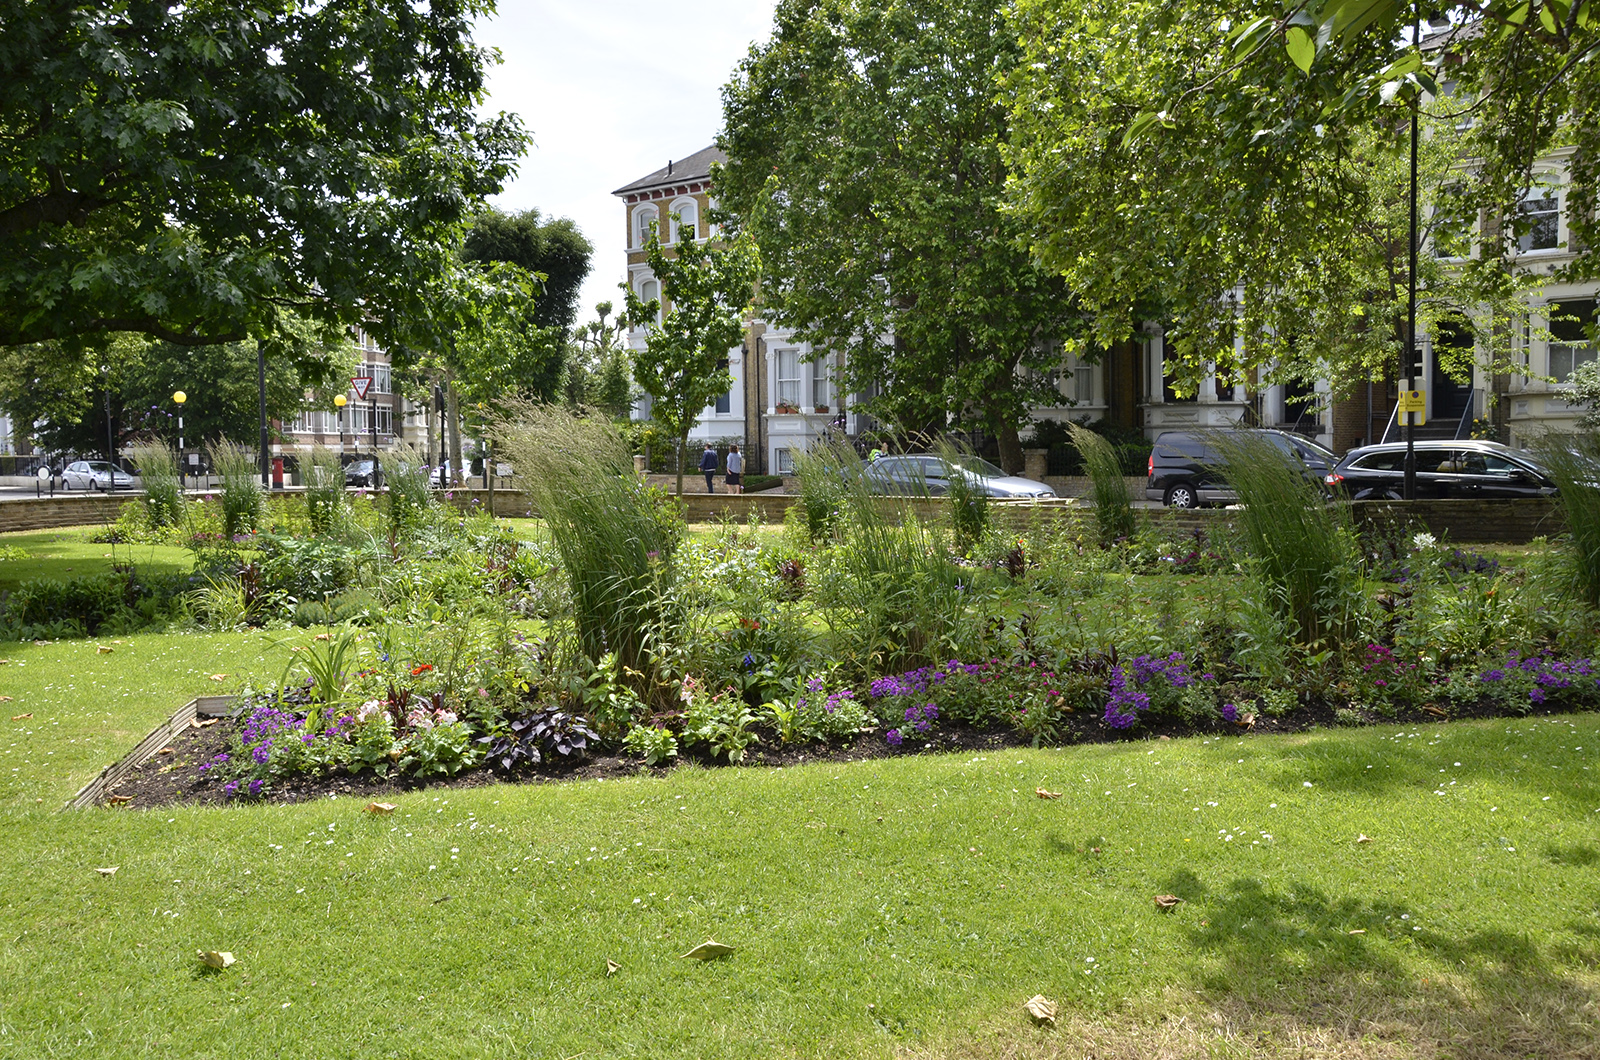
[637, 279, 660, 327]
[1517, 190, 1560, 253]
[669, 198, 698, 243]
[634, 204, 658, 248]
[775, 348, 800, 407]
[1432, 183, 1475, 259]
[1073, 365, 1094, 404]
[357, 362, 391, 394]
[811, 354, 832, 410]
[715, 390, 731, 415]
[774, 447, 794, 473]
[1549, 300, 1597, 382]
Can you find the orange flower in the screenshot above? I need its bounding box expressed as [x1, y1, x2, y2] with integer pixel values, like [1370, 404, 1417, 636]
[410, 664, 433, 676]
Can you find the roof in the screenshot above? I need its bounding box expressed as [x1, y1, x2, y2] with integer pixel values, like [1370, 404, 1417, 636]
[612, 146, 726, 196]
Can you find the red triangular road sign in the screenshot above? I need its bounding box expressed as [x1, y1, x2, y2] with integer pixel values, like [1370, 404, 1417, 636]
[351, 377, 373, 401]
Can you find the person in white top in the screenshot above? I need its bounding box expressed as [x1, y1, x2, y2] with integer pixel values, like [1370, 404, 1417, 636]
[725, 444, 744, 494]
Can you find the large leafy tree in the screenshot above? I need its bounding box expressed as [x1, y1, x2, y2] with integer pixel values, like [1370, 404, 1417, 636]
[1003, 0, 1586, 392]
[0, 0, 527, 351]
[623, 223, 759, 496]
[0, 325, 351, 458]
[718, 0, 1080, 471]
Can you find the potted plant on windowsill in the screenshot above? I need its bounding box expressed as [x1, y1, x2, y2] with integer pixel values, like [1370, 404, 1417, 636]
[812, 404, 829, 414]
[774, 402, 800, 414]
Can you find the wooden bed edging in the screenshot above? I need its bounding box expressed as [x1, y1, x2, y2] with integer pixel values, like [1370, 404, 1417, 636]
[63, 694, 237, 811]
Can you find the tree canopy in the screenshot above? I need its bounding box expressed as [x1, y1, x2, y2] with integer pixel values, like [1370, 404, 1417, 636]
[623, 221, 759, 495]
[1004, 0, 1593, 390]
[718, 0, 1081, 470]
[0, 0, 527, 351]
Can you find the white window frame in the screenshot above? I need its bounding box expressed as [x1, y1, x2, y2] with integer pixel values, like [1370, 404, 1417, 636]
[810, 354, 832, 410]
[774, 447, 794, 473]
[1516, 185, 1561, 254]
[775, 348, 801, 408]
[669, 197, 698, 244]
[633, 204, 658, 249]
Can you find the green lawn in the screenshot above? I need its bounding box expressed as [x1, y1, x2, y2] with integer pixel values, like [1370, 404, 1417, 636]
[0, 528, 195, 591]
[0, 631, 1597, 1058]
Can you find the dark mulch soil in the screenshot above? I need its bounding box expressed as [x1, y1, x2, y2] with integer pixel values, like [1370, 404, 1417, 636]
[100, 691, 1585, 811]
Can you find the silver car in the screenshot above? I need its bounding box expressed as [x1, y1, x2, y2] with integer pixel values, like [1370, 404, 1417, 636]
[61, 460, 135, 491]
[863, 454, 1056, 498]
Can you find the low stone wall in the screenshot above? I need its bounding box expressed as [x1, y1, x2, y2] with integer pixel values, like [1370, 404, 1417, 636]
[0, 494, 132, 533]
[0, 488, 1568, 546]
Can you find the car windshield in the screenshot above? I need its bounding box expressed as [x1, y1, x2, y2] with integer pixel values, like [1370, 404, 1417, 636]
[945, 455, 1006, 477]
[1298, 438, 1336, 461]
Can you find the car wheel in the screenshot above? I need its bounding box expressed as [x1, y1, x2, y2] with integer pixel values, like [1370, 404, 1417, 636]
[1163, 483, 1199, 509]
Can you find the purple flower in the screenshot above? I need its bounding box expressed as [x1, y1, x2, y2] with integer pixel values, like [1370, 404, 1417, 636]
[922, 703, 938, 720]
[885, 728, 903, 747]
[223, 780, 240, 797]
[1220, 703, 1239, 723]
[248, 778, 265, 795]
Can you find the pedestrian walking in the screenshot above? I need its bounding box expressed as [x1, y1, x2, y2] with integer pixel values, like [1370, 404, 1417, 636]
[699, 442, 718, 493]
[726, 444, 744, 494]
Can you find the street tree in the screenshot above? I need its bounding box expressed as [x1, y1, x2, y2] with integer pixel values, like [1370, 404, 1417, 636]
[717, 0, 1080, 471]
[622, 222, 759, 496]
[1003, 0, 1585, 393]
[0, 0, 527, 352]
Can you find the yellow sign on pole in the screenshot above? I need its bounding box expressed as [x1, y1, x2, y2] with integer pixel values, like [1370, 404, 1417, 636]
[1397, 390, 1426, 425]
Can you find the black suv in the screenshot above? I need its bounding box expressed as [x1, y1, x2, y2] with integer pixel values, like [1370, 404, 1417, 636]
[1146, 429, 1337, 508]
[1325, 440, 1556, 500]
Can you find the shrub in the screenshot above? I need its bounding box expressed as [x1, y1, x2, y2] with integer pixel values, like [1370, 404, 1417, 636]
[209, 440, 262, 538]
[1212, 432, 1362, 647]
[494, 404, 683, 701]
[938, 441, 990, 556]
[379, 444, 433, 539]
[128, 442, 183, 528]
[1066, 421, 1135, 545]
[1539, 434, 1600, 609]
[792, 440, 852, 541]
[302, 446, 346, 534]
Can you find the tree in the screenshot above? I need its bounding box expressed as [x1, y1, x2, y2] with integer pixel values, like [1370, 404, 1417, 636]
[1003, 0, 1539, 394]
[0, 323, 352, 457]
[718, 0, 1082, 471]
[463, 210, 594, 333]
[566, 303, 636, 418]
[622, 223, 759, 496]
[0, 0, 527, 351]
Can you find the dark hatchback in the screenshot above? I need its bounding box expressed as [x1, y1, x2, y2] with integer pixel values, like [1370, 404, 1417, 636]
[1324, 440, 1557, 500]
[1146, 429, 1337, 508]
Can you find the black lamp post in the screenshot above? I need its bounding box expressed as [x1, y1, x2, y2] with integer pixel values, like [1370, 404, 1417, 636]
[173, 390, 186, 491]
[335, 393, 347, 455]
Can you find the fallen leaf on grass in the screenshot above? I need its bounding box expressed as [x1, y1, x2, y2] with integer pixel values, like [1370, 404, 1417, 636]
[32, 640, 51, 646]
[197, 950, 236, 969]
[606, 959, 621, 977]
[96, 645, 114, 654]
[9, 711, 28, 719]
[1023, 995, 1057, 1025]
[1236, 711, 1257, 727]
[366, 802, 397, 815]
[0, 697, 14, 704]
[1348, 929, 1367, 935]
[1035, 788, 1062, 800]
[95, 866, 118, 877]
[313, 633, 331, 642]
[0, 659, 9, 665]
[680, 939, 735, 961]
[1153, 894, 1184, 910]
[1357, 834, 1372, 844]
[208, 674, 228, 681]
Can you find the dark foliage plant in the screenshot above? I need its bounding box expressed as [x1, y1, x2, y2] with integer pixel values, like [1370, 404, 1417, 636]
[481, 708, 599, 770]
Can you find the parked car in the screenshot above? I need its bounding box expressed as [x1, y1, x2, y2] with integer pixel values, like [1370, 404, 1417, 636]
[1146, 429, 1337, 508]
[1325, 439, 1557, 500]
[861, 454, 1057, 498]
[61, 460, 135, 491]
[344, 459, 379, 487]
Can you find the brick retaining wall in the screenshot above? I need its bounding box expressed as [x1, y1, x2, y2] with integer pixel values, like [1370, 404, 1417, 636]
[0, 490, 1569, 546]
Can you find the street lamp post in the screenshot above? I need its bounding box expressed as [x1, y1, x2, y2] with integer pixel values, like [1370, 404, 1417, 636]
[334, 394, 347, 456]
[173, 390, 186, 491]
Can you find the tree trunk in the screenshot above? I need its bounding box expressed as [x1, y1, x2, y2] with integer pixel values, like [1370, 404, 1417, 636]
[446, 379, 463, 486]
[997, 418, 1024, 475]
[675, 434, 687, 496]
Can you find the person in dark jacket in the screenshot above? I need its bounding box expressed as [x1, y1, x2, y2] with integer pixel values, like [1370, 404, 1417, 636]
[699, 443, 718, 493]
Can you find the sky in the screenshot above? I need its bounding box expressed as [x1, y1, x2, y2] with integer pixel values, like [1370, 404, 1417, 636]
[473, 0, 783, 325]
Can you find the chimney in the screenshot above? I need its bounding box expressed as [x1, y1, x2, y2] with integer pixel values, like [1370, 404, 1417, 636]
[667, 159, 674, 175]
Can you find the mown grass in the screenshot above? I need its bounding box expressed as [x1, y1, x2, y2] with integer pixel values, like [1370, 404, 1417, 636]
[0, 528, 195, 591]
[0, 631, 1597, 1058]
